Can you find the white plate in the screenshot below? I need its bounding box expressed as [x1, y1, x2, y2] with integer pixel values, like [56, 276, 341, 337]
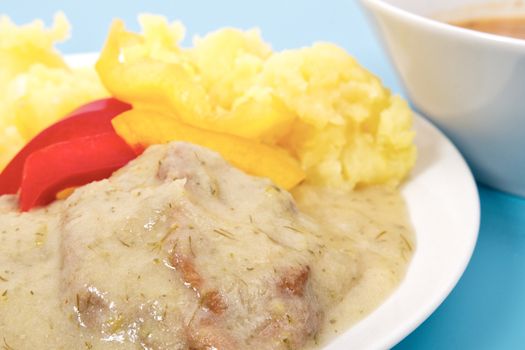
[67, 54, 480, 350]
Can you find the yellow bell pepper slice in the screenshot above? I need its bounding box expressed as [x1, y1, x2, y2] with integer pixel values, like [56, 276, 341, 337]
[95, 19, 295, 142]
[95, 20, 209, 118]
[112, 109, 305, 190]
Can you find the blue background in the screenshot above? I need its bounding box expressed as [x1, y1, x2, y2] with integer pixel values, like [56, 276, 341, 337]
[3, 0, 525, 348]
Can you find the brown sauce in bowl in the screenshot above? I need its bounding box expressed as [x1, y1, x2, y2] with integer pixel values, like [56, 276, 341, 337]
[451, 16, 525, 40]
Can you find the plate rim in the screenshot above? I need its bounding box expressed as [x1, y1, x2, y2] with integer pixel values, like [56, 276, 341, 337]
[325, 114, 480, 349]
[395, 115, 479, 348]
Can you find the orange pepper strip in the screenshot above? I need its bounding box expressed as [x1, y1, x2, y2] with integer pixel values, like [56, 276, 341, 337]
[112, 109, 305, 190]
[56, 187, 76, 200]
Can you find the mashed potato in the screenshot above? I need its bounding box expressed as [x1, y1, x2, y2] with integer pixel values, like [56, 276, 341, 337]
[261, 43, 415, 188]
[0, 14, 415, 189]
[97, 15, 416, 189]
[0, 14, 107, 169]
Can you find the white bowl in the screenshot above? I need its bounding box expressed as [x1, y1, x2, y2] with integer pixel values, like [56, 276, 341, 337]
[359, 0, 525, 197]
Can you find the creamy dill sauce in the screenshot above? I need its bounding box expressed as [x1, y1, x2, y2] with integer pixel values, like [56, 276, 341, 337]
[293, 185, 414, 348]
[0, 146, 414, 350]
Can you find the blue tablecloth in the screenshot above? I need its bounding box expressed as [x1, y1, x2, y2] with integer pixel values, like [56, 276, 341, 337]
[4, 0, 525, 348]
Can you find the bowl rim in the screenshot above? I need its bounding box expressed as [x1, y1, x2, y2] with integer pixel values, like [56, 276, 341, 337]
[359, 0, 525, 53]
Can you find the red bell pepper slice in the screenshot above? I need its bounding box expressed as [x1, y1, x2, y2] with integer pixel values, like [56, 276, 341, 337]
[0, 98, 131, 195]
[19, 132, 138, 211]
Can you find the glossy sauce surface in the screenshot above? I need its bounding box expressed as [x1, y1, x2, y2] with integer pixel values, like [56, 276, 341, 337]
[0, 144, 414, 349]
